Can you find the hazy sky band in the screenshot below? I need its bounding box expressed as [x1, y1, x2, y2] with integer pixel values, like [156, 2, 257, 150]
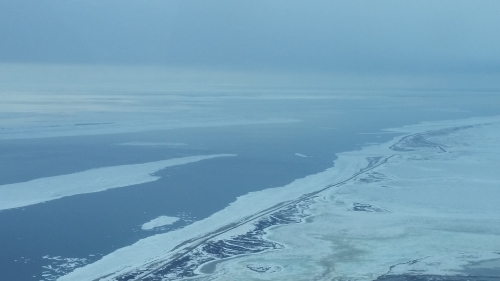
[1, 0, 500, 73]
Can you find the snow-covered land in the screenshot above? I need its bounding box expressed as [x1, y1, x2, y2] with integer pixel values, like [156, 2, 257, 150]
[0, 154, 235, 211]
[141, 216, 180, 230]
[57, 116, 500, 281]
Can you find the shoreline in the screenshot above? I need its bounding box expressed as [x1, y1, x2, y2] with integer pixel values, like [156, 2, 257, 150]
[58, 115, 500, 281]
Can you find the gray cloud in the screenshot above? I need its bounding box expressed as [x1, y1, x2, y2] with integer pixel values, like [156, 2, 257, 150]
[1, 0, 499, 73]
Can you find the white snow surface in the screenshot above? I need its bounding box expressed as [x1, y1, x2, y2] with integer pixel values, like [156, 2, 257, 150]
[205, 116, 500, 281]
[0, 154, 234, 211]
[141, 216, 180, 230]
[57, 116, 500, 281]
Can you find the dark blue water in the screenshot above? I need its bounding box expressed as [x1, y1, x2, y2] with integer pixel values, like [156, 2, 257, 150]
[1, 91, 499, 281]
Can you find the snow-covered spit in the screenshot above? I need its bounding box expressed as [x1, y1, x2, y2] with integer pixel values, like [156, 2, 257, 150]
[57, 116, 500, 281]
[141, 216, 180, 231]
[0, 154, 235, 211]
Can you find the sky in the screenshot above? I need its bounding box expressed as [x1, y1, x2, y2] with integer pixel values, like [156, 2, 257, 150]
[1, 0, 500, 75]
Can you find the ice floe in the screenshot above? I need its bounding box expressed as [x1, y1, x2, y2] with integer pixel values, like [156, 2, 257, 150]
[41, 255, 91, 281]
[141, 216, 180, 230]
[0, 154, 235, 211]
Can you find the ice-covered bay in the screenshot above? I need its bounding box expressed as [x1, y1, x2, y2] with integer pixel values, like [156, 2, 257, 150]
[57, 116, 500, 281]
[0, 154, 234, 211]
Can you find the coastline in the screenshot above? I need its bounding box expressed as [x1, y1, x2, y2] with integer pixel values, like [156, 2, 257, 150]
[58, 115, 500, 281]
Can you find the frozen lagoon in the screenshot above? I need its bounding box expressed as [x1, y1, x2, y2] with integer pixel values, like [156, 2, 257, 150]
[58, 116, 500, 281]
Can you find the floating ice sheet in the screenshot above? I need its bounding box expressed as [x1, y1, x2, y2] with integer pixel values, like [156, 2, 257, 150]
[0, 154, 235, 211]
[141, 216, 180, 230]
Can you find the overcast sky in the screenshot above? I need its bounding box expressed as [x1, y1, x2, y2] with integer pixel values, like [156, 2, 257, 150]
[1, 0, 500, 74]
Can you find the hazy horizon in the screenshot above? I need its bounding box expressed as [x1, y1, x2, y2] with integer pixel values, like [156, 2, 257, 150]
[1, 0, 500, 76]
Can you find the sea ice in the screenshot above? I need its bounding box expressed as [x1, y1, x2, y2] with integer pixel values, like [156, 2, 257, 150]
[141, 216, 180, 230]
[0, 154, 235, 211]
